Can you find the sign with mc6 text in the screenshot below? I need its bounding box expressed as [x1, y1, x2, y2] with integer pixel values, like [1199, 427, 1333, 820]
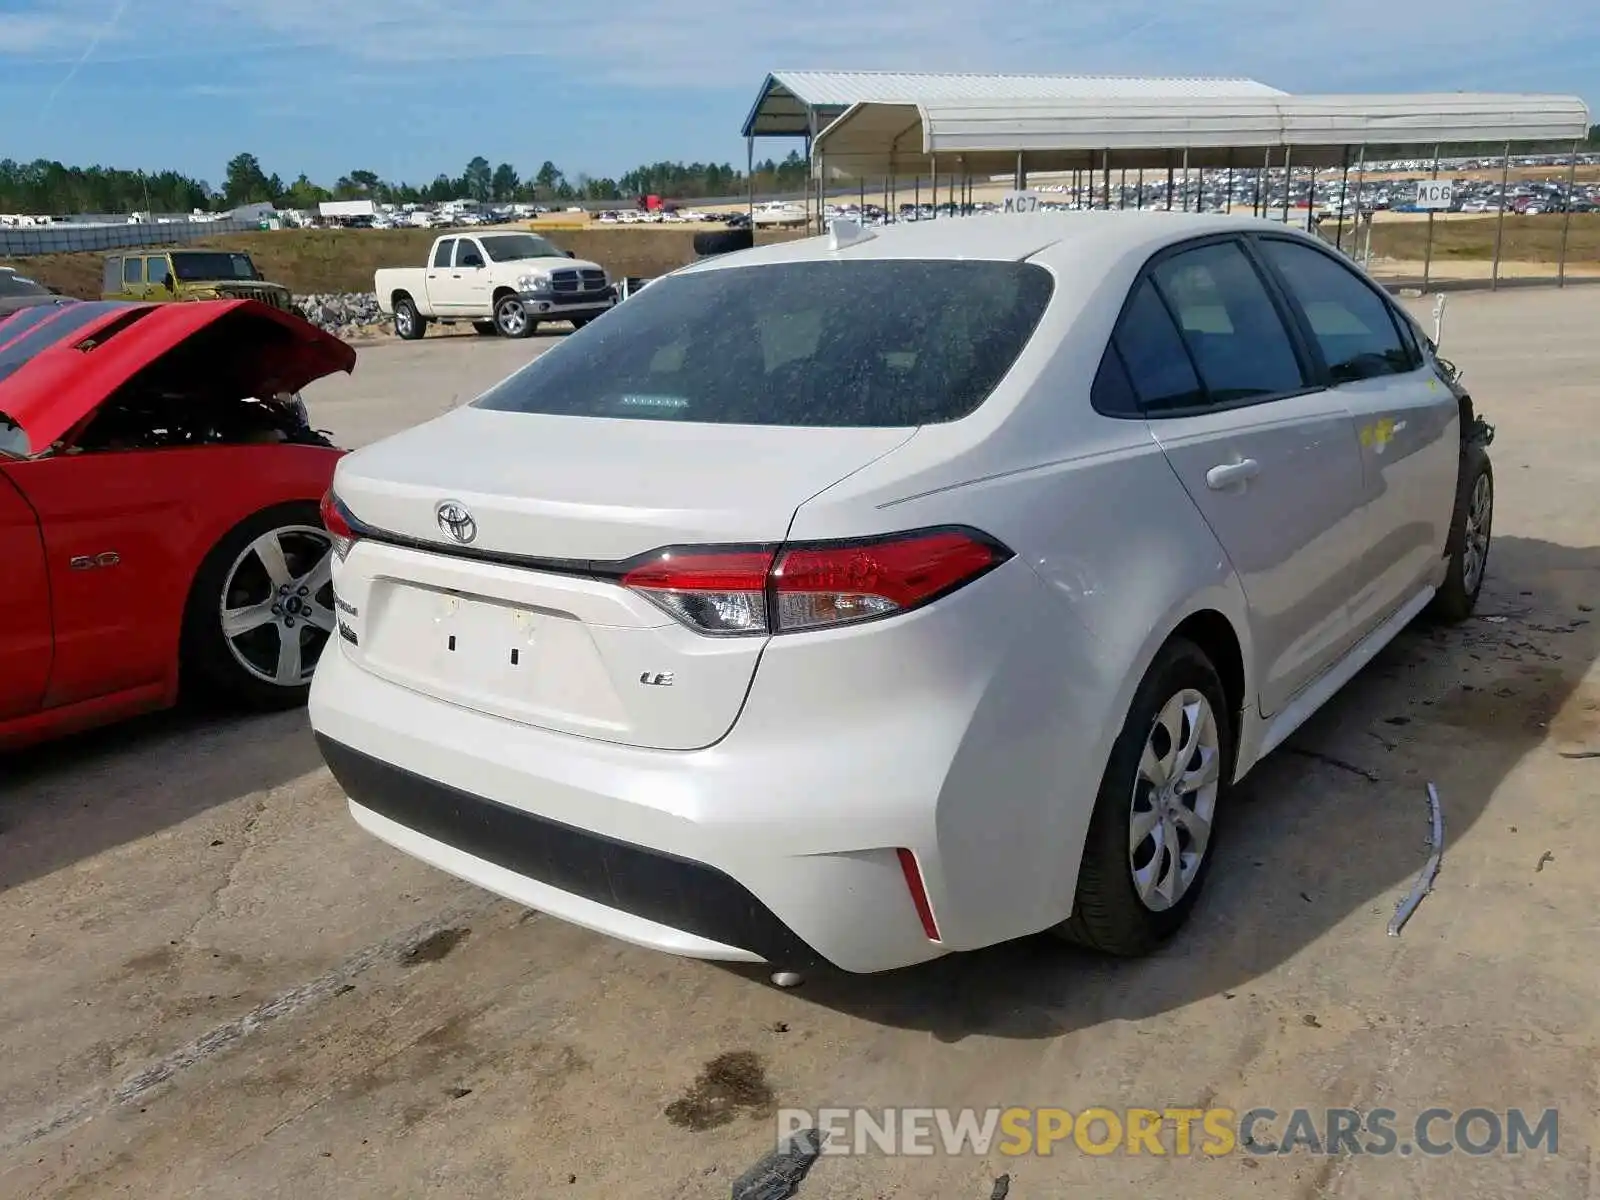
[1415, 181, 1454, 211]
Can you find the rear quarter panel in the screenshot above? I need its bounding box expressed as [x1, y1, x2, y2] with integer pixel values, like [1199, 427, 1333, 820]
[6, 443, 343, 707]
[783, 238, 1256, 941]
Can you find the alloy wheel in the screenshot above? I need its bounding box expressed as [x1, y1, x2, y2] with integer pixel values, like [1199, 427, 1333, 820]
[218, 525, 336, 687]
[1129, 688, 1222, 912]
[496, 299, 528, 336]
[1461, 472, 1493, 594]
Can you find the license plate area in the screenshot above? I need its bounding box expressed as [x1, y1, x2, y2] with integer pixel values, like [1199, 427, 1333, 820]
[417, 591, 538, 687]
[361, 581, 629, 731]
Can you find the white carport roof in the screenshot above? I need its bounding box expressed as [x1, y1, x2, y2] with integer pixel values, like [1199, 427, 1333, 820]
[741, 70, 1287, 138]
[811, 93, 1594, 177]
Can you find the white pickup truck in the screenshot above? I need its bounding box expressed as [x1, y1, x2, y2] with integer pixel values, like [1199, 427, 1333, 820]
[374, 231, 615, 340]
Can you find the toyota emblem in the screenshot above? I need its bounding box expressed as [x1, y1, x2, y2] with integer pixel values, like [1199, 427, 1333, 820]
[435, 500, 477, 544]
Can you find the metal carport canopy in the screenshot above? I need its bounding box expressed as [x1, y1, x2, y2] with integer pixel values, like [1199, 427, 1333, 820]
[811, 93, 1593, 177]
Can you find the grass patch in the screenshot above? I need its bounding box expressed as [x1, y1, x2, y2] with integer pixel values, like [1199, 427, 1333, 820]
[1329, 213, 1600, 263]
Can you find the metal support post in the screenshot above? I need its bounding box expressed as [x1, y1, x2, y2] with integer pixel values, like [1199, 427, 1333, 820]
[1335, 148, 1350, 250]
[1559, 138, 1579, 287]
[1491, 140, 1511, 291]
[1281, 147, 1293, 224]
[1422, 143, 1441, 291]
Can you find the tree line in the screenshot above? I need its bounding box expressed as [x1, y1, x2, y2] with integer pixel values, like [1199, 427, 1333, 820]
[5, 127, 1597, 216]
[0, 151, 815, 216]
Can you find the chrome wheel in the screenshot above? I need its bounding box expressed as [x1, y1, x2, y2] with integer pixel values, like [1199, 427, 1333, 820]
[1461, 471, 1492, 594]
[219, 525, 335, 687]
[1130, 689, 1222, 912]
[395, 304, 414, 337]
[496, 298, 528, 336]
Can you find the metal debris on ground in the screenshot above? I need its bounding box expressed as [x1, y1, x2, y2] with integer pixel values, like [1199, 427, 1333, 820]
[730, 1126, 823, 1200]
[1387, 782, 1444, 937]
[990, 1173, 1012, 1199]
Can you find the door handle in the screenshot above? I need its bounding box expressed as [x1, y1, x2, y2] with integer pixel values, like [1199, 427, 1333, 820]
[1205, 458, 1261, 490]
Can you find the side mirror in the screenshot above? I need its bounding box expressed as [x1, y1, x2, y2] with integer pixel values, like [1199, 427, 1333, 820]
[565, 250, 576, 258]
[165, 275, 177, 292]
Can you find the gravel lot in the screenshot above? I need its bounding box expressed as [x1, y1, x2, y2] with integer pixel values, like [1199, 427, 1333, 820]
[4, 293, 1600, 1199]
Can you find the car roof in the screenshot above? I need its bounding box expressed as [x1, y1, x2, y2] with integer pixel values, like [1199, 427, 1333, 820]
[679, 211, 1322, 274]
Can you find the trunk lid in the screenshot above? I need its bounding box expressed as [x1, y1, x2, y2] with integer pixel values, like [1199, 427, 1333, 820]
[0, 299, 355, 455]
[331, 406, 915, 749]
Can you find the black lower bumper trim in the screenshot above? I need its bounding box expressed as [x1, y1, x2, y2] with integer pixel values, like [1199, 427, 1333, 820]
[316, 735, 826, 970]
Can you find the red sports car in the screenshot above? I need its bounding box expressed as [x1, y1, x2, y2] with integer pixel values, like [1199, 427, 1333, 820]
[0, 298, 355, 750]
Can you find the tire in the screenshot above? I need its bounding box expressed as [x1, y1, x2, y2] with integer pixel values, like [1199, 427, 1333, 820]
[180, 503, 337, 712]
[1427, 442, 1493, 623]
[1058, 637, 1232, 956]
[569, 315, 593, 330]
[393, 296, 426, 340]
[472, 320, 499, 336]
[694, 228, 754, 257]
[494, 293, 534, 338]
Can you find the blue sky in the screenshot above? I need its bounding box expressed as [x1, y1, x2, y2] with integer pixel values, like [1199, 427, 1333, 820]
[1, 0, 1595, 187]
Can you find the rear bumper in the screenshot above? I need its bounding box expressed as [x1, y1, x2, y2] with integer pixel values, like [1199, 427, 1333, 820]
[309, 642, 950, 974]
[318, 734, 824, 968]
[308, 557, 1105, 974]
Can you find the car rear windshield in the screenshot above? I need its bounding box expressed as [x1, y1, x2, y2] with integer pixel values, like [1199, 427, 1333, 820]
[472, 259, 1055, 427]
[171, 253, 258, 281]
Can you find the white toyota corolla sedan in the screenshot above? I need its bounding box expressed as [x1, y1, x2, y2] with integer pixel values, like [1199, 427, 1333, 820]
[309, 212, 1493, 974]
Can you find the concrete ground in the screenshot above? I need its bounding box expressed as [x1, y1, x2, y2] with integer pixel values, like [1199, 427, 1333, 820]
[3, 291, 1599, 1199]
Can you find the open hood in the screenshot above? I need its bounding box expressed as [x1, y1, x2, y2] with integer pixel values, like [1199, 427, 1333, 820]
[0, 299, 355, 456]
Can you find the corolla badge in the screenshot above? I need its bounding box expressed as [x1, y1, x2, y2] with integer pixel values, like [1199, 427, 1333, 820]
[435, 500, 477, 544]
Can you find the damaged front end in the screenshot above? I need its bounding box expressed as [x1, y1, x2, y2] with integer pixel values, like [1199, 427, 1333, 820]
[1426, 296, 1494, 451]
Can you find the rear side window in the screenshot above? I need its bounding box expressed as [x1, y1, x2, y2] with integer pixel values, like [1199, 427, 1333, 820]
[0, 271, 46, 298]
[103, 258, 121, 292]
[1257, 239, 1413, 382]
[432, 239, 455, 268]
[1109, 279, 1205, 412]
[474, 260, 1055, 427]
[1150, 241, 1306, 404]
[122, 257, 143, 285]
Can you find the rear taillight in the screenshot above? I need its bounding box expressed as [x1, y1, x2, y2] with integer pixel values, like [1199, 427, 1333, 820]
[621, 527, 1011, 637]
[619, 549, 774, 636]
[320, 490, 358, 560]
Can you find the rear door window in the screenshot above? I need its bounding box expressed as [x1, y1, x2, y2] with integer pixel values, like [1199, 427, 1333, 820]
[1256, 238, 1414, 382]
[146, 257, 171, 287]
[1108, 279, 1205, 413]
[122, 258, 144, 285]
[432, 239, 456, 268]
[1150, 241, 1307, 404]
[474, 260, 1055, 427]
